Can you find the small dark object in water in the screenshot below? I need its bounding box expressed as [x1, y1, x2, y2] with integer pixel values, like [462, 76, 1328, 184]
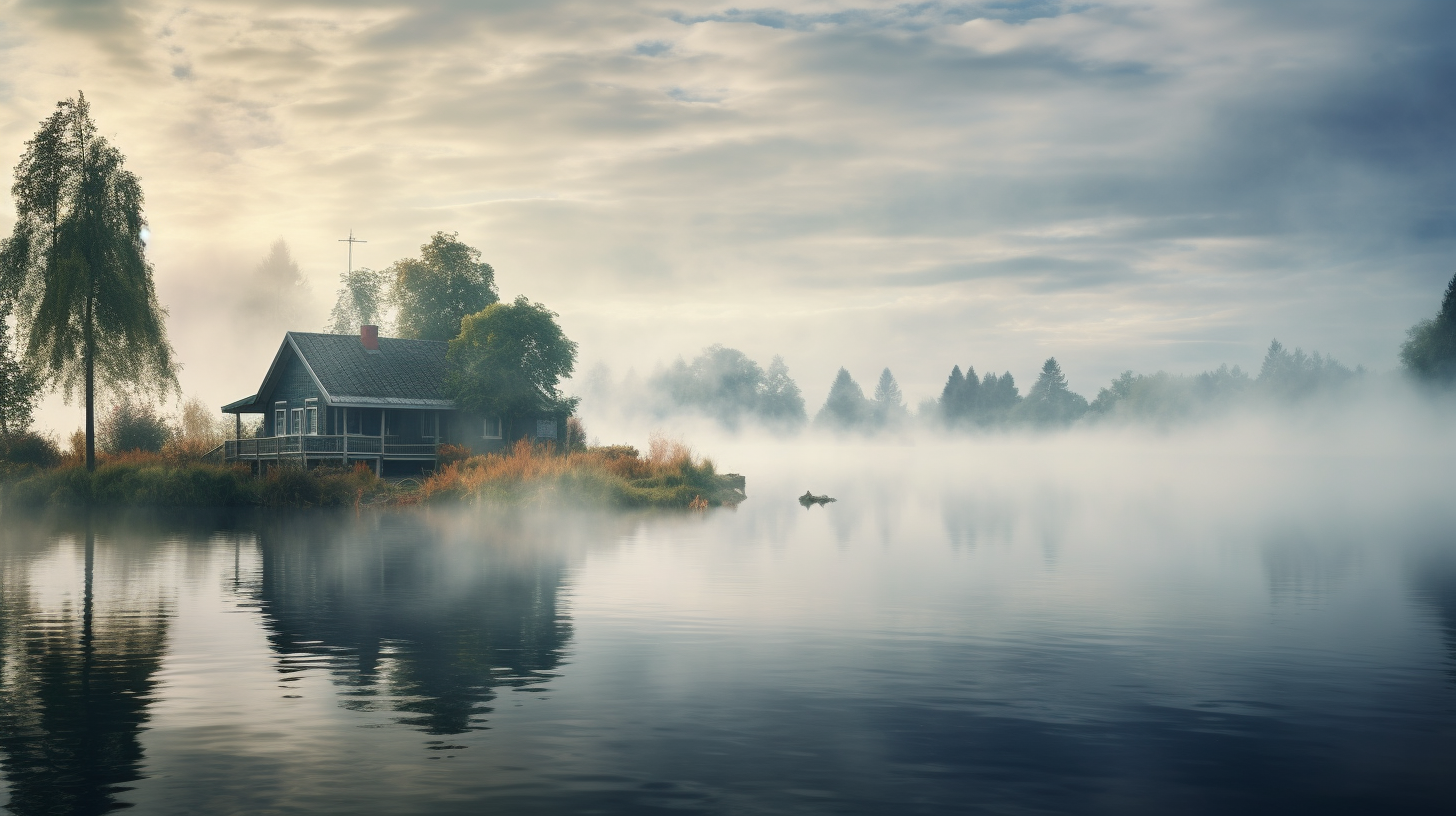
[799, 491, 836, 507]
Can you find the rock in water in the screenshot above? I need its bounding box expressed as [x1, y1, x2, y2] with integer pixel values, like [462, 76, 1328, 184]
[799, 491, 836, 507]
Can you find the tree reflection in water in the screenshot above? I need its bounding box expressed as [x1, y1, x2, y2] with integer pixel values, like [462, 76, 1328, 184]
[246, 509, 596, 736]
[0, 515, 172, 816]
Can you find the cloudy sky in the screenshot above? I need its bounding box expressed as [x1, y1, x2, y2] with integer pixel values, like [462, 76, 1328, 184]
[1, 0, 1452, 431]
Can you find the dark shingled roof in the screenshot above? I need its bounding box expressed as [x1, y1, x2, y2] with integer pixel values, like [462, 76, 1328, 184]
[289, 332, 451, 407]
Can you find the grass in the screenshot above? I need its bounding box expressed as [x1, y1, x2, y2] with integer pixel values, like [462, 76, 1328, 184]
[0, 436, 746, 511]
[2, 452, 392, 509]
[414, 436, 746, 509]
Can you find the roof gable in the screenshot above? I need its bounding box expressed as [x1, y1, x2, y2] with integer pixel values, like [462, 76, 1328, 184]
[287, 332, 452, 407]
[226, 332, 454, 412]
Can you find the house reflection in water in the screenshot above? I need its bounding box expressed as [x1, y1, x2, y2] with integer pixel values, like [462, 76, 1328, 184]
[247, 510, 578, 735]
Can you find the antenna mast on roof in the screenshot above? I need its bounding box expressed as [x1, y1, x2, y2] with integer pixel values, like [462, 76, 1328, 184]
[338, 228, 367, 274]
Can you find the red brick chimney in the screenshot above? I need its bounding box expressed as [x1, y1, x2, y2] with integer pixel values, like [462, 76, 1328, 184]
[361, 325, 379, 350]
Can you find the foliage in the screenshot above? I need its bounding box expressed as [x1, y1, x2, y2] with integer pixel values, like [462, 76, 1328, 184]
[446, 295, 579, 420]
[3, 456, 388, 508]
[0, 307, 40, 434]
[938, 365, 1021, 426]
[1018, 358, 1088, 426]
[1088, 366, 1250, 422]
[815, 367, 870, 429]
[1255, 339, 1357, 400]
[1087, 340, 1355, 423]
[0, 431, 61, 479]
[327, 267, 390, 334]
[870, 367, 907, 427]
[760, 355, 807, 427]
[241, 239, 309, 329]
[98, 396, 171, 454]
[0, 431, 60, 467]
[1401, 272, 1456, 382]
[390, 232, 498, 342]
[418, 436, 744, 508]
[0, 92, 177, 469]
[649, 345, 806, 430]
[564, 415, 589, 451]
[166, 395, 229, 458]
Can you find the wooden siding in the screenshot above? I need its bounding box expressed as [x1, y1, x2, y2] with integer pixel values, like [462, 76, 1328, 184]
[261, 351, 321, 413]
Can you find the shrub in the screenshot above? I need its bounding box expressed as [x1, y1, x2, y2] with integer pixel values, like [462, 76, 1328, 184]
[0, 431, 61, 467]
[436, 443, 473, 468]
[166, 396, 230, 460]
[99, 397, 172, 454]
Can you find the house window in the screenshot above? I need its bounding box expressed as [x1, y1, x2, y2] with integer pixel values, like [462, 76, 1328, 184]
[274, 403, 286, 437]
[536, 419, 557, 439]
[290, 409, 303, 435]
[483, 416, 502, 439]
[305, 399, 319, 435]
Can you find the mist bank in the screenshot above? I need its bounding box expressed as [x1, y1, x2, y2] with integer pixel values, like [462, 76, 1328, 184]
[570, 337, 1440, 443]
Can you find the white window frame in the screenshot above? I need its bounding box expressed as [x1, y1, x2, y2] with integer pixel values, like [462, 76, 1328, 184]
[274, 402, 286, 437]
[305, 398, 319, 435]
[483, 416, 502, 439]
[290, 408, 303, 435]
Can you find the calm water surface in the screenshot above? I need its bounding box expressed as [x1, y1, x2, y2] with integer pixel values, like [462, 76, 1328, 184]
[2, 433, 1455, 814]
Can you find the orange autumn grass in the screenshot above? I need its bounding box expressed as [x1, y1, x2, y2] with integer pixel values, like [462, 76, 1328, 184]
[415, 434, 745, 508]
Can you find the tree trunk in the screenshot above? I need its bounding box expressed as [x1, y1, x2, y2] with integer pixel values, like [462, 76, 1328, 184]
[85, 293, 95, 471]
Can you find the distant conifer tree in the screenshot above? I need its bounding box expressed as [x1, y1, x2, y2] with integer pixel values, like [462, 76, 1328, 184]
[816, 367, 869, 428]
[872, 367, 906, 427]
[1020, 358, 1087, 425]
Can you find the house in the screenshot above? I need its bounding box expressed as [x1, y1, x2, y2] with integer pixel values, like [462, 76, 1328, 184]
[221, 325, 565, 476]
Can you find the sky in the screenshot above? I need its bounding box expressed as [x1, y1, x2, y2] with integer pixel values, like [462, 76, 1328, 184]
[1, 0, 1453, 433]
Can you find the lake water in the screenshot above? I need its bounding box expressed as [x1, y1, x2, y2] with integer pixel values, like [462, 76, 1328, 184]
[3, 422, 1456, 814]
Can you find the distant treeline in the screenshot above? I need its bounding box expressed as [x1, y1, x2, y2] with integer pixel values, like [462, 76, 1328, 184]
[613, 270, 1456, 434]
[633, 338, 1364, 434]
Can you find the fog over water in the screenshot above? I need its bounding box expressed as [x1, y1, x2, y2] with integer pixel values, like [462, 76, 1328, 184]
[4, 388, 1456, 813]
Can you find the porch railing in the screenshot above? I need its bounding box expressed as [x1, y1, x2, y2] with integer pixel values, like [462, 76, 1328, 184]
[225, 435, 437, 461]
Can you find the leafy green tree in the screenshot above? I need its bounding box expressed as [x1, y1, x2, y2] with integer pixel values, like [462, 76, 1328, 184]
[0, 93, 176, 470]
[872, 367, 906, 426]
[815, 367, 869, 428]
[1019, 357, 1088, 425]
[0, 307, 40, 434]
[445, 296, 579, 428]
[327, 267, 390, 334]
[391, 232, 498, 342]
[1400, 272, 1456, 381]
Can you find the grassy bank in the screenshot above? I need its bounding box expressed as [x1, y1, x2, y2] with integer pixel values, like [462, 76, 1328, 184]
[0, 438, 744, 510]
[415, 437, 745, 508]
[2, 451, 389, 508]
